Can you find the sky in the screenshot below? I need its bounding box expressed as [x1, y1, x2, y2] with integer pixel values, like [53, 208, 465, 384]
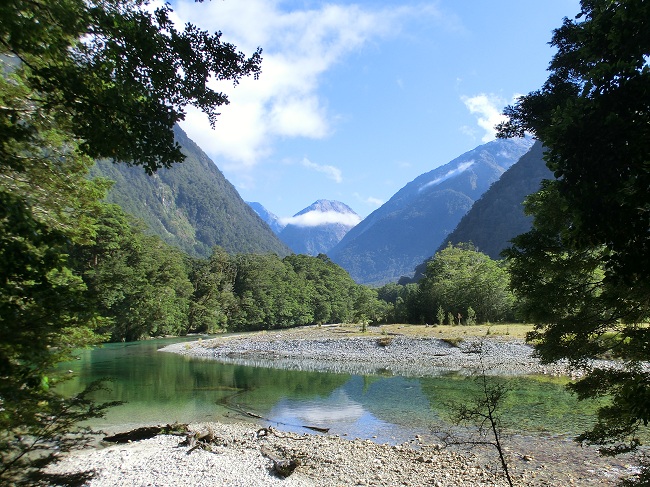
[167, 0, 581, 224]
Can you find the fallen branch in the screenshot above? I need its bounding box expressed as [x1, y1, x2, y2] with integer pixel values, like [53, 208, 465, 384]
[103, 423, 189, 443]
[228, 404, 330, 434]
[260, 445, 301, 478]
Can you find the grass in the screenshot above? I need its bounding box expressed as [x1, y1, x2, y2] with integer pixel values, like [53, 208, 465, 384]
[369, 323, 533, 341]
[206, 323, 536, 346]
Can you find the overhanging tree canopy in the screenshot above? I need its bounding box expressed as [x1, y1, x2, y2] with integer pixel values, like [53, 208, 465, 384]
[1, 0, 262, 173]
[498, 0, 650, 282]
[0, 0, 262, 482]
[498, 0, 650, 471]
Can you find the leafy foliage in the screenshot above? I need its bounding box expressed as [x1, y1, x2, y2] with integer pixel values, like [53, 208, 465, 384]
[498, 0, 650, 472]
[376, 282, 422, 324]
[498, 0, 650, 282]
[419, 243, 514, 324]
[0, 148, 111, 483]
[72, 205, 194, 341]
[0, 0, 261, 173]
[227, 253, 383, 331]
[187, 247, 238, 334]
[1, 0, 261, 481]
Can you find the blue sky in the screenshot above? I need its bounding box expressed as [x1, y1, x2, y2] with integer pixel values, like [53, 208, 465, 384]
[168, 0, 580, 222]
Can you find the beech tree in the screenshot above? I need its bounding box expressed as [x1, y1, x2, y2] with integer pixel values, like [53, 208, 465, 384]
[1, 0, 261, 173]
[498, 0, 650, 475]
[419, 244, 514, 324]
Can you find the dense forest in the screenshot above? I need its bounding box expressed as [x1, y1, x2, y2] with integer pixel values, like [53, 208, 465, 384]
[70, 202, 511, 342]
[69, 202, 394, 342]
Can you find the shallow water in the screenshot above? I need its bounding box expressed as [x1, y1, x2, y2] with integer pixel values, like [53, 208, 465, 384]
[56, 337, 601, 444]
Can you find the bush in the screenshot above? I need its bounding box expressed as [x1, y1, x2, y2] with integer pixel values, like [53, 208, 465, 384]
[377, 336, 393, 347]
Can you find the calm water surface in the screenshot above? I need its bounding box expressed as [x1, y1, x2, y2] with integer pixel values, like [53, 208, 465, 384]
[57, 337, 600, 444]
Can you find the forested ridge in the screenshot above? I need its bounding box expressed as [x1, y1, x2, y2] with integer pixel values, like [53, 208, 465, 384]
[328, 137, 534, 285]
[70, 202, 390, 342]
[70, 203, 514, 342]
[438, 141, 552, 260]
[92, 125, 291, 258]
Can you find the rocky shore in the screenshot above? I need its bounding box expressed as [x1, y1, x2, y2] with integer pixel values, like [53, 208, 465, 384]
[159, 324, 581, 377]
[46, 420, 636, 486]
[47, 422, 514, 486]
[47, 325, 640, 486]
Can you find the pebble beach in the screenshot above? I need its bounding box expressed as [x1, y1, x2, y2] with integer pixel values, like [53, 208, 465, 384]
[160, 326, 575, 377]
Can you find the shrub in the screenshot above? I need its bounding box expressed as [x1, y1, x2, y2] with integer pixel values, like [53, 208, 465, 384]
[466, 307, 477, 326]
[377, 336, 393, 347]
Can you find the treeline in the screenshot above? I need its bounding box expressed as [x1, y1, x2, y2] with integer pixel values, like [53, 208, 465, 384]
[70, 202, 515, 342]
[69, 204, 389, 342]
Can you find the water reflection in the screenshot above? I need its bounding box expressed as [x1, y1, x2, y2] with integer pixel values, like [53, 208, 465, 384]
[56, 338, 600, 441]
[266, 377, 436, 444]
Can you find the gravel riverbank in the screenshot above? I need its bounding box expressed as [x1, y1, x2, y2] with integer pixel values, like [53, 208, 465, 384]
[159, 324, 578, 377]
[47, 422, 513, 487]
[46, 421, 635, 486]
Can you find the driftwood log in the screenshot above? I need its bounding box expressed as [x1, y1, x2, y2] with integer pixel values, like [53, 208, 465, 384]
[179, 427, 226, 454]
[260, 445, 301, 478]
[103, 423, 189, 443]
[105, 423, 303, 479]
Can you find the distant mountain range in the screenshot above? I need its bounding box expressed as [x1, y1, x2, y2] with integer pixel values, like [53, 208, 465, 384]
[277, 200, 360, 255]
[438, 141, 550, 258]
[91, 125, 291, 258]
[327, 137, 535, 285]
[94, 127, 546, 286]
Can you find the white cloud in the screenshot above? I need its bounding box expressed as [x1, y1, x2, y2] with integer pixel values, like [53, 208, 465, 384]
[171, 1, 442, 172]
[365, 196, 385, 207]
[461, 93, 511, 142]
[281, 210, 361, 228]
[353, 192, 384, 210]
[301, 157, 343, 183]
[420, 160, 475, 191]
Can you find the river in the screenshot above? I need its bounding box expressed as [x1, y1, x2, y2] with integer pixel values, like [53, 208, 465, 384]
[56, 336, 600, 445]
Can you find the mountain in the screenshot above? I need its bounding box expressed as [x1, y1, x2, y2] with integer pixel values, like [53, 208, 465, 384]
[408, 141, 551, 282]
[278, 200, 361, 256]
[247, 202, 285, 235]
[327, 137, 535, 285]
[91, 125, 291, 258]
[439, 141, 551, 258]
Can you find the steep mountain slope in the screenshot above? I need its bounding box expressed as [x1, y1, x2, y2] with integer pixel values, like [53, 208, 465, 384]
[328, 138, 535, 285]
[279, 200, 360, 255]
[247, 202, 285, 235]
[439, 141, 550, 258]
[408, 141, 551, 282]
[92, 125, 291, 258]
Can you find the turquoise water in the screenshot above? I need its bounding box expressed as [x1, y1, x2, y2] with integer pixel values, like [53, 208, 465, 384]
[56, 337, 600, 443]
